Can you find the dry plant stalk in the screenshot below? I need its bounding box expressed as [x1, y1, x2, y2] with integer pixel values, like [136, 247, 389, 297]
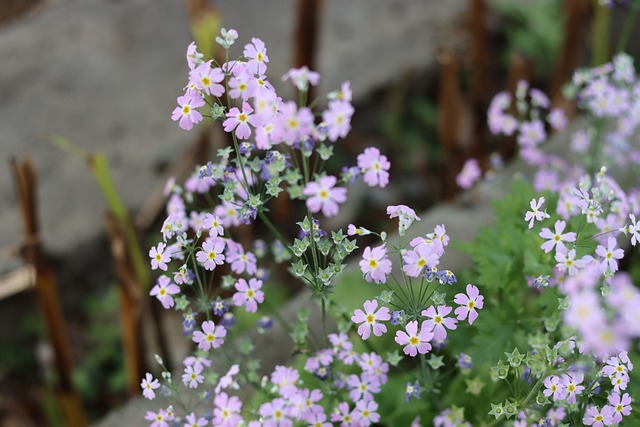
[10, 156, 87, 427]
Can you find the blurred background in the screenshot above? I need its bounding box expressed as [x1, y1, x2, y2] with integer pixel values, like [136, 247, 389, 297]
[0, 0, 637, 425]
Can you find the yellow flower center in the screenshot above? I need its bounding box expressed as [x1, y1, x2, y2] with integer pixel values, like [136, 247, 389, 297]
[409, 336, 419, 346]
[247, 290, 255, 298]
[366, 314, 375, 324]
[182, 105, 191, 114]
[369, 259, 378, 268]
[201, 76, 211, 86]
[238, 113, 248, 123]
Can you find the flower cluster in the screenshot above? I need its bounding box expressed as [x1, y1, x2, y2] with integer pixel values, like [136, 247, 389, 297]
[138, 26, 640, 427]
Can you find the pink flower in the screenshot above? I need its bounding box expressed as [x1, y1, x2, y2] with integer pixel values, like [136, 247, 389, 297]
[213, 392, 243, 427]
[228, 70, 254, 100]
[359, 245, 392, 284]
[232, 278, 264, 313]
[223, 101, 257, 140]
[543, 375, 566, 401]
[595, 237, 624, 274]
[275, 101, 314, 145]
[171, 92, 205, 131]
[243, 37, 269, 75]
[259, 398, 292, 427]
[192, 320, 226, 351]
[196, 239, 226, 270]
[149, 242, 171, 271]
[626, 213, 640, 246]
[140, 373, 160, 400]
[403, 244, 440, 277]
[456, 158, 482, 189]
[421, 305, 458, 341]
[453, 284, 484, 325]
[583, 405, 614, 427]
[555, 248, 592, 276]
[351, 300, 391, 340]
[561, 371, 584, 404]
[387, 205, 420, 236]
[189, 61, 224, 97]
[145, 409, 170, 427]
[608, 392, 632, 423]
[354, 398, 380, 426]
[270, 365, 300, 398]
[539, 220, 577, 253]
[548, 108, 568, 131]
[150, 275, 180, 309]
[182, 364, 204, 388]
[203, 213, 225, 237]
[347, 373, 380, 402]
[183, 413, 208, 427]
[357, 147, 391, 188]
[394, 320, 434, 357]
[322, 100, 354, 142]
[282, 66, 320, 91]
[524, 197, 550, 229]
[226, 245, 257, 275]
[303, 175, 347, 217]
[518, 120, 546, 147]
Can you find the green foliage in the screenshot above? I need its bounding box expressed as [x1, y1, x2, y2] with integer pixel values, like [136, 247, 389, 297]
[73, 286, 125, 418]
[490, 0, 563, 76]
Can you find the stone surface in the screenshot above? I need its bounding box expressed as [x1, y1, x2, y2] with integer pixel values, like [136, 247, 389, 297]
[0, 0, 467, 276]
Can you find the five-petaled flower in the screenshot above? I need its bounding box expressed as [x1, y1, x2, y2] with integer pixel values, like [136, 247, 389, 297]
[525, 197, 550, 229]
[196, 239, 226, 270]
[193, 320, 227, 351]
[140, 373, 160, 400]
[359, 245, 392, 284]
[171, 92, 205, 131]
[539, 220, 577, 253]
[357, 147, 391, 188]
[150, 275, 180, 309]
[394, 320, 435, 357]
[351, 300, 391, 340]
[453, 284, 484, 325]
[303, 175, 347, 217]
[232, 278, 264, 313]
[149, 242, 171, 271]
[595, 237, 624, 274]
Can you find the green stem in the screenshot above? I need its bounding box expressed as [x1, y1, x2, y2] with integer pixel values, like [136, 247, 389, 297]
[519, 374, 546, 413]
[257, 209, 294, 257]
[616, 6, 639, 53]
[593, 2, 611, 66]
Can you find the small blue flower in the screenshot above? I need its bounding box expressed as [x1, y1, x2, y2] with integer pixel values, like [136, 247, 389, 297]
[212, 297, 229, 316]
[405, 381, 421, 402]
[457, 352, 473, 370]
[257, 316, 273, 330]
[220, 312, 236, 329]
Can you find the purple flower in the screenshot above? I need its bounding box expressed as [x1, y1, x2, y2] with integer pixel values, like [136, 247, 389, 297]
[357, 147, 391, 188]
[395, 320, 435, 357]
[303, 175, 347, 217]
[233, 278, 264, 313]
[352, 300, 391, 340]
[359, 245, 393, 284]
[149, 275, 180, 309]
[421, 305, 458, 341]
[453, 284, 484, 325]
[456, 158, 482, 189]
